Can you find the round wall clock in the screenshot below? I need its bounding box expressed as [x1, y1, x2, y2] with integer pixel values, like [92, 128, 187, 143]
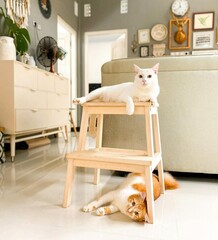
[171, 0, 189, 17]
[151, 24, 168, 41]
[38, 0, 51, 19]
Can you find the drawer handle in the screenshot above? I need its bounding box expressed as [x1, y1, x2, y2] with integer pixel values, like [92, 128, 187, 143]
[23, 66, 31, 70]
[30, 88, 37, 92]
[31, 108, 38, 112]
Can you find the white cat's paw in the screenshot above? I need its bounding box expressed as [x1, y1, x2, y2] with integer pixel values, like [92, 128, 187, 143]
[83, 201, 98, 212]
[126, 105, 134, 115]
[151, 100, 159, 107]
[96, 207, 106, 216]
[73, 97, 87, 105]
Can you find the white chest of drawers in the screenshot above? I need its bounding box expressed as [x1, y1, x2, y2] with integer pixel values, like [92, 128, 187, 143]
[0, 60, 69, 160]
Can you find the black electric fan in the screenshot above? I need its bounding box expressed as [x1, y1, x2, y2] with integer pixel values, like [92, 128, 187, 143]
[36, 36, 67, 72]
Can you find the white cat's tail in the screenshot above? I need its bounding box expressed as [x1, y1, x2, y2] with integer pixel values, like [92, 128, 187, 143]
[164, 172, 179, 190]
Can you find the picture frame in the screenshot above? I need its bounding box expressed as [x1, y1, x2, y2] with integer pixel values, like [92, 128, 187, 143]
[216, 27, 218, 44]
[140, 46, 149, 57]
[193, 12, 214, 30]
[193, 31, 214, 49]
[38, 0, 52, 19]
[138, 29, 150, 44]
[169, 18, 191, 50]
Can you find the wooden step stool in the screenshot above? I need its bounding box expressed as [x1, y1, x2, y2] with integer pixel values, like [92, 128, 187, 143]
[62, 101, 165, 223]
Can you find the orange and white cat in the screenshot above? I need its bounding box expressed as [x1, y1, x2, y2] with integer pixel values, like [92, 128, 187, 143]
[74, 63, 160, 115]
[83, 172, 178, 222]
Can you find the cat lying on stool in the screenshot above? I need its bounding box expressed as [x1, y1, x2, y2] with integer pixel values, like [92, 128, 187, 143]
[73, 63, 160, 115]
[83, 172, 179, 222]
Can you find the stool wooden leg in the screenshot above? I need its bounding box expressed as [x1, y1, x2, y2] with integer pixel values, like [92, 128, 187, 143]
[78, 107, 89, 150]
[145, 109, 154, 156]
[153, 113, 165, 194]
[158, 159, 165, 194]
[69, 111, 78, 138]
[63, 160, 75, 208]
[94, 168, 100, 185]
[93, 114, 104, 185]
[64, 125, 68, 142]
[144, 166, 155, 224]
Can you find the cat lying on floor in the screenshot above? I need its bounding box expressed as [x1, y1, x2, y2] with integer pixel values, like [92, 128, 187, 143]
[83, 172, 179, 222]
[73, 63, 160, 115]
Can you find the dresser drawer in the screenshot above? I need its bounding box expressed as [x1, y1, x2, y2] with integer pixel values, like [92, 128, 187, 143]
[37, 71, 55, 92]
[15, 87, 47, 109]
[47, 92, 69, 109]
[14, 63, 37, 89]
[16, 109, 50, 132]
[48, 110, 69, 127]
[54, 75, 68, 94]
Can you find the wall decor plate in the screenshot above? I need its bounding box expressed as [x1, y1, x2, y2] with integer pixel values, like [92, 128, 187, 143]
[38, 0, 51, 19]
[151, 24, 168, 41]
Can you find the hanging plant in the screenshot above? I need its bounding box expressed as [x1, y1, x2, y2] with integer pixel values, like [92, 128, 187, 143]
[0, 7, 30, 55]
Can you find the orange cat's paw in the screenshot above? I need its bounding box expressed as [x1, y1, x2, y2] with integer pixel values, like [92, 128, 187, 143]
[96, 207, 106, 216]
[83, 201, 98, 212]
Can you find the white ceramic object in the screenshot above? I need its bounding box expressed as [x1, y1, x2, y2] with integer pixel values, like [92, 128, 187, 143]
[151, 24, 168, 41]
[27, 56, 36, 66]
[0, 36, 16, 60]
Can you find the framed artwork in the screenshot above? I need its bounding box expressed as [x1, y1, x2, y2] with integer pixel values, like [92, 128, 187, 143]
[193, 31, 214, 49]
[216, 27, 218, 44]
[169, 18, 191, 50]
[193, 12, 214, 30]
[152, 44, 166, 57]
[38, 0, 51, 19]
[140, 46, 149, 57]
[138, 29, 150, 44]
[5, 0, 30, 27]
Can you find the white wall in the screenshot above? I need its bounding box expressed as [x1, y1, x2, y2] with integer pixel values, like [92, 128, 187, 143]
[87, 40, 112, 84]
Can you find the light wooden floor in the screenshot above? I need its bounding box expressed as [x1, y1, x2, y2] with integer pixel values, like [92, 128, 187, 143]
[0, 134, 218, 240]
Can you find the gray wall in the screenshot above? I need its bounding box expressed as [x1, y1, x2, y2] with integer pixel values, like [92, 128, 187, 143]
[79, 0, 218, 94]
[0, 0, 79, 63]
[80, 0, 218, 57]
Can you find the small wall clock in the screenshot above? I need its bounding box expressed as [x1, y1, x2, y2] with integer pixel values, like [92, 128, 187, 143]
[38, 0, 51, 19]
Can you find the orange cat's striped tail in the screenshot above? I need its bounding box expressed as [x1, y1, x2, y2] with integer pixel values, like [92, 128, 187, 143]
[164, 172, 179, 190]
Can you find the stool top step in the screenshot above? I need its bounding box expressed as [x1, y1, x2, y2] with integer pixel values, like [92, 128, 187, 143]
[66, 148, 161, 166]
[77, 101, 157, 115]
[81, 100, 153, 107]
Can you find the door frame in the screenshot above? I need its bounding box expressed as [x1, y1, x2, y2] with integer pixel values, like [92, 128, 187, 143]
[84, 29, 128, 95]
[57, 16, 77, 126]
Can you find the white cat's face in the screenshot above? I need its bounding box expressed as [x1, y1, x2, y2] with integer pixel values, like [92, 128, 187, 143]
[134, 63, 159, 88]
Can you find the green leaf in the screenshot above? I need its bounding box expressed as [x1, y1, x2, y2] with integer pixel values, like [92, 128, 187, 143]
[0, 7, 31, 55]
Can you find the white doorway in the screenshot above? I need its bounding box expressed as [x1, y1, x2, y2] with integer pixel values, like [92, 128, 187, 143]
[84, 29, 128, 95]
[57, 16, 77, 127]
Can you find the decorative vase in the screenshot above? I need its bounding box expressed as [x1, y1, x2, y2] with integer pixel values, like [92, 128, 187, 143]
[27, 56, 36, 66]
[0, 36, 16, 60]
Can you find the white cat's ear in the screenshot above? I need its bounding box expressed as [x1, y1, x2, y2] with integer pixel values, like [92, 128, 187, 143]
[152, 63, 160, 74]
[134, 64, 141, 73]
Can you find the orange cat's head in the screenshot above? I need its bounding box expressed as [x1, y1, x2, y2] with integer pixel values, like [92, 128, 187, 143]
[125, 194, 149, 222]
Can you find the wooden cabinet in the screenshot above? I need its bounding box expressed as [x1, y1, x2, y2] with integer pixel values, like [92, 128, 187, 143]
[0, 60, 69, 160]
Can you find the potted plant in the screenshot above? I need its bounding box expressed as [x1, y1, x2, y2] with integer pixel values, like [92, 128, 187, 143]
[0, 7, 30, 57]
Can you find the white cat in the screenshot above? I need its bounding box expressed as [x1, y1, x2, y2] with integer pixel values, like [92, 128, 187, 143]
[73, 63, 160, 115]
